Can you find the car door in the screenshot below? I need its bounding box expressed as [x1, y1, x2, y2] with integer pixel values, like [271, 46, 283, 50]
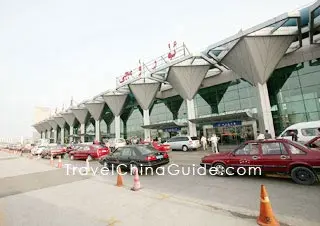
[258, 141, 292, 173]
[106, 148, 122, 167]
[228, 143, 260, 170]
[118, 147, 133, 168]
[167, 137, 177, 149]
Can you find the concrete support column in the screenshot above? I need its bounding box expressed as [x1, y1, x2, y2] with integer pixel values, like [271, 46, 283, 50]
[115, 116, 121, 139]
[46, 130, 50, 140]
[41, 131, 45, 139]
[257, 83, 275, 138]
[107, 123, 111, 134]
[95, 120, 100, 142]
[80, 124, 85, 143]
[143, 109, 151, 141]
[61, 128, 65, 144]
[70, 126, 74, 143]
[187, 99, 197, 137]
[53, 130, 57, 143]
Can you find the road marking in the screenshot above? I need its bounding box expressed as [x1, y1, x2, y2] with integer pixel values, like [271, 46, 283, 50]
[106, 217, 121, 226]
[157, 193, 170, 200]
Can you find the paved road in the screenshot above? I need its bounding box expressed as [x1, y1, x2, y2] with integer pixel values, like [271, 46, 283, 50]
[0, 151, 257, 226]
[2, 150, 320, 225]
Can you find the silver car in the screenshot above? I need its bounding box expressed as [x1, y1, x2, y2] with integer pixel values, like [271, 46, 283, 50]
[165, 136, 200, 152]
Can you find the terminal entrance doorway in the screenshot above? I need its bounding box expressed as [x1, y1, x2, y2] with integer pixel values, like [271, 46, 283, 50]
[204, 121, 255, 145]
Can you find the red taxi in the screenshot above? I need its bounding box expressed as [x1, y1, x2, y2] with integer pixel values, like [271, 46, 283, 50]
[69, 144, 110, 160]
[200, 139, 320, 185]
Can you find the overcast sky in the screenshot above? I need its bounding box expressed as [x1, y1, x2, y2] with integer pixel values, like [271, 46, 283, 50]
[0, 0, 313, 139]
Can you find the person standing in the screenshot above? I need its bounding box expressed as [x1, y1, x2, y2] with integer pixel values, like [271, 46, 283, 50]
[257, 131, 265, 140]
[264, 130, 272, 139]
[210, 134, 219, 153]
[201, 136, 207, 151]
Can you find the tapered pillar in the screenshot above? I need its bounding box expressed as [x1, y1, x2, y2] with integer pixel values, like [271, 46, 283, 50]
[85, 101, 105, 142]
[129, 80, 160, 140]
[61, 112, 76, 144]
[257, 83, 275, 138]
[71, 107, 89, 143]
[103, 93, 128, 139]
[167, 65, 211, 137]
[54, 116, 66, 144]
[48, 119, 58, 143]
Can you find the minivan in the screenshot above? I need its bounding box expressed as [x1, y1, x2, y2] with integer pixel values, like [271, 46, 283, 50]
[277, 120, 320, 144]
[164, 136, 200, 151]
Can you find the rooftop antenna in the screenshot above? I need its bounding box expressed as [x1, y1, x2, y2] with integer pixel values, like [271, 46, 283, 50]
[70, 96, 74, 107]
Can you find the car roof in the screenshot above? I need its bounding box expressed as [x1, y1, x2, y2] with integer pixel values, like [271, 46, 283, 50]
[283, 120, 320, 130]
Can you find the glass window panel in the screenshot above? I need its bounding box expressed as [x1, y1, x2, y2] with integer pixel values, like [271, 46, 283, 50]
[224, 100, 241, 112]
[297, 63, 320, 75]
[304, 99, 320, 112]
[299, 72, 320, 87]
[280, 77, 300, 91]
[301, 85, 320, 100]
[278, 89, 303, 103]
[222, 90, 239, 102]
[308, 112, 320, 121]
[287, 113, 307, 124]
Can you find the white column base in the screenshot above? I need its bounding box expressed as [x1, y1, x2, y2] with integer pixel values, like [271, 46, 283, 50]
[257, 83, 275, 138]
[80, 124, 85, 143]
[53, 130, 57, 143]
[69, 126, 74, 143]
[61, 128, 65, 144]
[115, 116, 121, 139]
[187, 99, 197, 137]
[95, 120, 100, 142]
[143, 109, 151, 141]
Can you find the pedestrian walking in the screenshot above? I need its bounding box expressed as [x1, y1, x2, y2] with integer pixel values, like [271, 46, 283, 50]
[264, 130, 272, 139]
[210, 134, 219, 153]
[201, 136, 207, 151]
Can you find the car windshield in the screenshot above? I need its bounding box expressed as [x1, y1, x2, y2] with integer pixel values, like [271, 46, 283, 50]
[289, 140, 308, 149]
[136, 145, 156, 155]
[191, 137, 198, 140]
[311, 138, 320, 148]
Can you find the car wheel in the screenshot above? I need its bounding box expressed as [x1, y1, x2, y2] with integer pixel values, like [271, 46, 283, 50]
[291, 166, 317, 185]
[213, 163, 227, 177]
[70, 155, 74, 160]
[182, 145, 188, 152]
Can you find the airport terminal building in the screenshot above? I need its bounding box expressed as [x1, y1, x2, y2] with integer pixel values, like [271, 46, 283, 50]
[33, 3, 320, 145]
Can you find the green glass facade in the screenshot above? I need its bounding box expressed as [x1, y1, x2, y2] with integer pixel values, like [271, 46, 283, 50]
[268, 61, 320, 135]
[101, 60, 320, 139]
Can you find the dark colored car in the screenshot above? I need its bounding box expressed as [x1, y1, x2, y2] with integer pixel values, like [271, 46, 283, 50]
[69, 144, 110, 160]
[200, 139, 320, 185]
[305, 136, 320, 151]
[98, 145, 170, 173]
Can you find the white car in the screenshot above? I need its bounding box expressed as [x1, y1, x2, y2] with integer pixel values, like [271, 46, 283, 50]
[107, 138, 127, 150]
[31, 146, 47, 155]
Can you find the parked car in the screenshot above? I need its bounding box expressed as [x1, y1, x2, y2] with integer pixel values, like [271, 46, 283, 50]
[200, 139, 320, 185]
[277, 121, 320, 144]
[305, 136, 320, 151]
[98, 145, 169, 173]
[31, 145, 47, 155]
[69, 144, 110, 160]
[164, 136, 200, 151]
[107, 138, 127, 150]
[142, 141, 171, 152]
[41, 145, 69, 158]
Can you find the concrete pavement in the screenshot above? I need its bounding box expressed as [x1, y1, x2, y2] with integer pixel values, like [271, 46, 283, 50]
[0, 151, 257, 226]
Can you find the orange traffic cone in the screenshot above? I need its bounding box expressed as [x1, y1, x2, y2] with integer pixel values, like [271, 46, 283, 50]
[131, 167, 141, 191]
[57, 156, 62, 168]
[50, 154, 54, 166]
[116, 167, 124, 187]
[257, 185, 280, 226]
